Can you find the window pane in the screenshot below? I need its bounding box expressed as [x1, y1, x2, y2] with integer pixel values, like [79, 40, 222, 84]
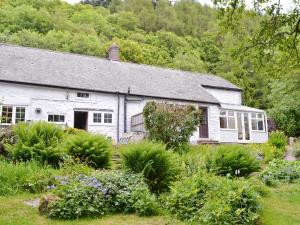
[251, 113, 256, 118]
[228, 118, 235, 129]
[104, 113, 112, 123]
[228, 111, 234, 117]
[93, 113, 101, 123]
[257, 113, 263, 118]
[251, 119, 257, 130]
[77, 92, 89, 98]
[220, 117, 227, 128]
[48, 114, 65, 123]
[258, 120, 264, 131]
[220, 110, 226, 116]
[1, 106, 13, 124]
[15, 107, 26, 123]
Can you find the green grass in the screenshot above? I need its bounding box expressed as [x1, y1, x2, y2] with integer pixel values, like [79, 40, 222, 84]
[0, 194, 184, 225]
[261, 183, 300, 225]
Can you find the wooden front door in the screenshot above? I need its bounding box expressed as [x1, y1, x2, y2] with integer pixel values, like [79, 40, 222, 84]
[199, 107, 209, 138]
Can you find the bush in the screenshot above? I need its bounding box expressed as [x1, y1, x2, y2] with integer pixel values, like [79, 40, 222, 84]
[247, 143, 284, 163]
[0, 160, 56, 196]
[0, 126, 15, 156]
[268, 130, 287, 150]
[206, 145, 260, 177]
[46, 171, 159, 219]
[260, 159, 300, 186]
[293, 141, 300, 160]
[162, 173, 260, 225]
[63, 132, 112, 169]
[120, 141, 181, 193]
[5, 122, 65, 167]
[143, 101, 201, 152]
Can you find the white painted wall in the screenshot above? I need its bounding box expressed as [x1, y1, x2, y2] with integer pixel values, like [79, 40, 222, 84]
[204, 88, 242, 105]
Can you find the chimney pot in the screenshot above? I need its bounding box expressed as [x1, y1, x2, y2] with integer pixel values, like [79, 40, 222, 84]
[108, 43, 120, 61]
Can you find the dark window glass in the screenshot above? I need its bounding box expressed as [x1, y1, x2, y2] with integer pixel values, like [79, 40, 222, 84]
[93, 113, 102, 123]
[77, 92, 89, 98]
[104, 113, 112, 124]
[1, 106, 13, 124]
[220, 117, 227, 128]
[48, 114, 65, 123]
[258, 120, 264, 131]
[15, 107, 25, 123]
[251, 119, 258, 130]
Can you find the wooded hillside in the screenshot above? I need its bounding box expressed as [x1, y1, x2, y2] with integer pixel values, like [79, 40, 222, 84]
[0, 0, 299, 136]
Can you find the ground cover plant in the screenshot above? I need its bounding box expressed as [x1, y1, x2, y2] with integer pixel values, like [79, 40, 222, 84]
[120, 141, 181, 193]
[260, 159, 300, 186]
[162, 172, 261, 225]
[44, 171, 159, 219]
[205, 145, 261, 177]
[5, 122, 65, 167]
[62, 132, 112, 169]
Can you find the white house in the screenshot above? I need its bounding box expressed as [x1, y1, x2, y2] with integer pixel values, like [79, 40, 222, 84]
[0, 43, 268, 144]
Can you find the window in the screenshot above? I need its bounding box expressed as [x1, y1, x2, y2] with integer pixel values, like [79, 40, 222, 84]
[1, 106, 13, 124]
[48, 114, 65, 123]
[77, 92, 90, 98]
[93, 113, 102, 123]
[220, 110, 236, 129]
[104, 113, 112, 124]
[15, 107, 26, 123]
[251, 113, 264, 131]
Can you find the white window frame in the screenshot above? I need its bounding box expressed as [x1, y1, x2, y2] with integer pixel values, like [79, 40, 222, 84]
[0, 105, 27, 125]
[220, 110, 236, 130]
[76, 92, 90, 100]
[47, 114, 66, 124]
[104, 113, 113, 124]
[91, 111, 113, 125]
[251, 112, 265, 132]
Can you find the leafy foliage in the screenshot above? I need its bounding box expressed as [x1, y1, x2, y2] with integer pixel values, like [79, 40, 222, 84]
[260, 159, 300, 186]
[5, 122, 65, 167]
[120, 141, 181, 193]
[268, 130, 287, 151]
[62, 132, 112, 169]
[143, 101, 201, 151]
[47, 171, 159, 219]
[205, 145, 260, 177]
[162, 173, 260, 225]
[247, 143, 285, 163]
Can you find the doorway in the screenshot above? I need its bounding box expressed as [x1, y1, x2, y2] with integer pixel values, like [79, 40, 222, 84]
[237, 112, 250, 141]
[199, 107, 209, 138]
[74, 111, 88, 130]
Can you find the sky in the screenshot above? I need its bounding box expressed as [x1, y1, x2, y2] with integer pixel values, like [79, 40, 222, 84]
[65, 0, 295, 12]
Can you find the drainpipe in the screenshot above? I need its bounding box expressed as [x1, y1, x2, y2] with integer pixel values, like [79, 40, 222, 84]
[124, 87, 131, 133]
[117, 92, 120, 143]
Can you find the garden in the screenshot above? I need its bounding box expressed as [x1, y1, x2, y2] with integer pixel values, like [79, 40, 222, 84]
[0, 102, 299, 225]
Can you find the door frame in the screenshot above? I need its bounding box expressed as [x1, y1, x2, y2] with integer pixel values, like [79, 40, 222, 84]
[199, 107, 209, 139]
[237, 112, 251, 142]
[73, 110, 89, 130]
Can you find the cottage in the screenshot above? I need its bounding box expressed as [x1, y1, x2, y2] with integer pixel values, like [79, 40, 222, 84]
[0, 43, 268, 144]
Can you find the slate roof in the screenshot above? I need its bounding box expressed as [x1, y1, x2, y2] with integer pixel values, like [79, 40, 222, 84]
[0, 44, 241, 104]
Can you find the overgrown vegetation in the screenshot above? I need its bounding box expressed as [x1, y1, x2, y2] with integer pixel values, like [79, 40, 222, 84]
[143, 101, 201, 152]
[268, 131, 288, 151]
[162, 172, 260, 225]
[120, 141, 181, 193]
[205, 145, 261, 177]
[5, 122, 65, 167]
[62, 132, 112, 169]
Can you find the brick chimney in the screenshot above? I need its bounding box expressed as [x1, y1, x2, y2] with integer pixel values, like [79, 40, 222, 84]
[108, 43, 120, 61]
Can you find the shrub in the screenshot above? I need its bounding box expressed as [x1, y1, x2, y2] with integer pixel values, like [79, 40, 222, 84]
[0, 126, 15, 156]
[46, 171, 159, 219]
[143, 101, 201, 152]
[247, 143, 284, 163]
[293, 141, 300, 160]
[0, 160, 56, 196]
[206, 145, 260, 177]
[5, 122, 65, 167]
[162, 173, 260, 225]
[120, 141, 181, 193]
[260, 159, 300, 186]
[63, 132, 112, 169]
[268, 130, 287, 150]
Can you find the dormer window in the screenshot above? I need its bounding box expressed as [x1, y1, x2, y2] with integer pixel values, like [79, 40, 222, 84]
[77, 92, 90, 98]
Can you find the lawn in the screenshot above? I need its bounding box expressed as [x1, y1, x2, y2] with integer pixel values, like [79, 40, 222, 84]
[0, 194, 184, 225]
[261, 183, 300, 225]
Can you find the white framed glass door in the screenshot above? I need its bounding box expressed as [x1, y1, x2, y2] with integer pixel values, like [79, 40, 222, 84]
[237, 112, 250, 141]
